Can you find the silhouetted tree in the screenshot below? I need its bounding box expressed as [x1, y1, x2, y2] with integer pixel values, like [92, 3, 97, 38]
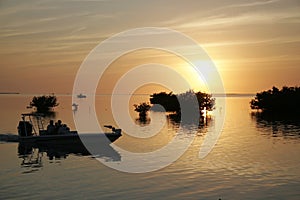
[150, 92, 179, 112]
[150, 90, 215, 116]
[250, 86, 300, 114]
[134, 102, 151, 120]
[29, 95, 59, 113]
[195, 91, 215, 112]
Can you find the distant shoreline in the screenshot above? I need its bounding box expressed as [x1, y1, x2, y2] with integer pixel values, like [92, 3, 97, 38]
[0, 92, 20, 95]
[212, 93, 255, 97]
[0, 92, 255, 97]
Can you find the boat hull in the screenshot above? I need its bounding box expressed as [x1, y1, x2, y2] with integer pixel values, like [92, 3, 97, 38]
[18, 135, 122, 161]
[19, 133, 122, 144]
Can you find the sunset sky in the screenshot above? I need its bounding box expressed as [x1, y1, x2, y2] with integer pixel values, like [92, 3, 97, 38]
[0, 0, 299, 94]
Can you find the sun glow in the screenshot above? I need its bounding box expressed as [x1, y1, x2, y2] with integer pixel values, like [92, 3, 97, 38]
[97, 49, 211, 95]
[176, 61, 209, 93]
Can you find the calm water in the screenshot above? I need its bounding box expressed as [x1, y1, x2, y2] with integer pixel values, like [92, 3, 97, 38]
[0, 95, 300, 199]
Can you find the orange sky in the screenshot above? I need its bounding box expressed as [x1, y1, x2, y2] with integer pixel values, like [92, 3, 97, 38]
[0, 0, 299, 94]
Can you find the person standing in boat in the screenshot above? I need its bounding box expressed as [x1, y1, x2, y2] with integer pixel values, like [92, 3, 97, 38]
[47, 120, 56, 135]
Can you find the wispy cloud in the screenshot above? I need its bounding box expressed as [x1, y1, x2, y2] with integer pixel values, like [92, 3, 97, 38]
[162, 0, 299, 31]
[202, 37, 300, 47]
[222, 0, 280, 9]
[175, 10, 300, 30]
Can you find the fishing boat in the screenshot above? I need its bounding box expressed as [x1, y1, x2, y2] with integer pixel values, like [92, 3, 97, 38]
[17, 113, 122, 143]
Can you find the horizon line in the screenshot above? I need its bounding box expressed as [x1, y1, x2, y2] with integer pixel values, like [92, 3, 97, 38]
[0, 92, 255, 97]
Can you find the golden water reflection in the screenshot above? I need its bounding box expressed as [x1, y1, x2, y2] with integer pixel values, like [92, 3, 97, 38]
[0, 96, 300, 199]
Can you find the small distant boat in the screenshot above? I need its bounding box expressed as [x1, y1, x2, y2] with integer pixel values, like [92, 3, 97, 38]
[77, 93, 87, 98]
[17, 113, 122, 143]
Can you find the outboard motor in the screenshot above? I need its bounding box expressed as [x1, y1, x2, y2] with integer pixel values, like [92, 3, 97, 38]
[18, 121, 33, 137]
[112, 127, 122, 135]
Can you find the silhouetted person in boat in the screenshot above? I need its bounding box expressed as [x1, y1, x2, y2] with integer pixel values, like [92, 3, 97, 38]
[58, 124, 69, 134]
[47, 120, 55, 135]
[55, 120, 62, 134]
